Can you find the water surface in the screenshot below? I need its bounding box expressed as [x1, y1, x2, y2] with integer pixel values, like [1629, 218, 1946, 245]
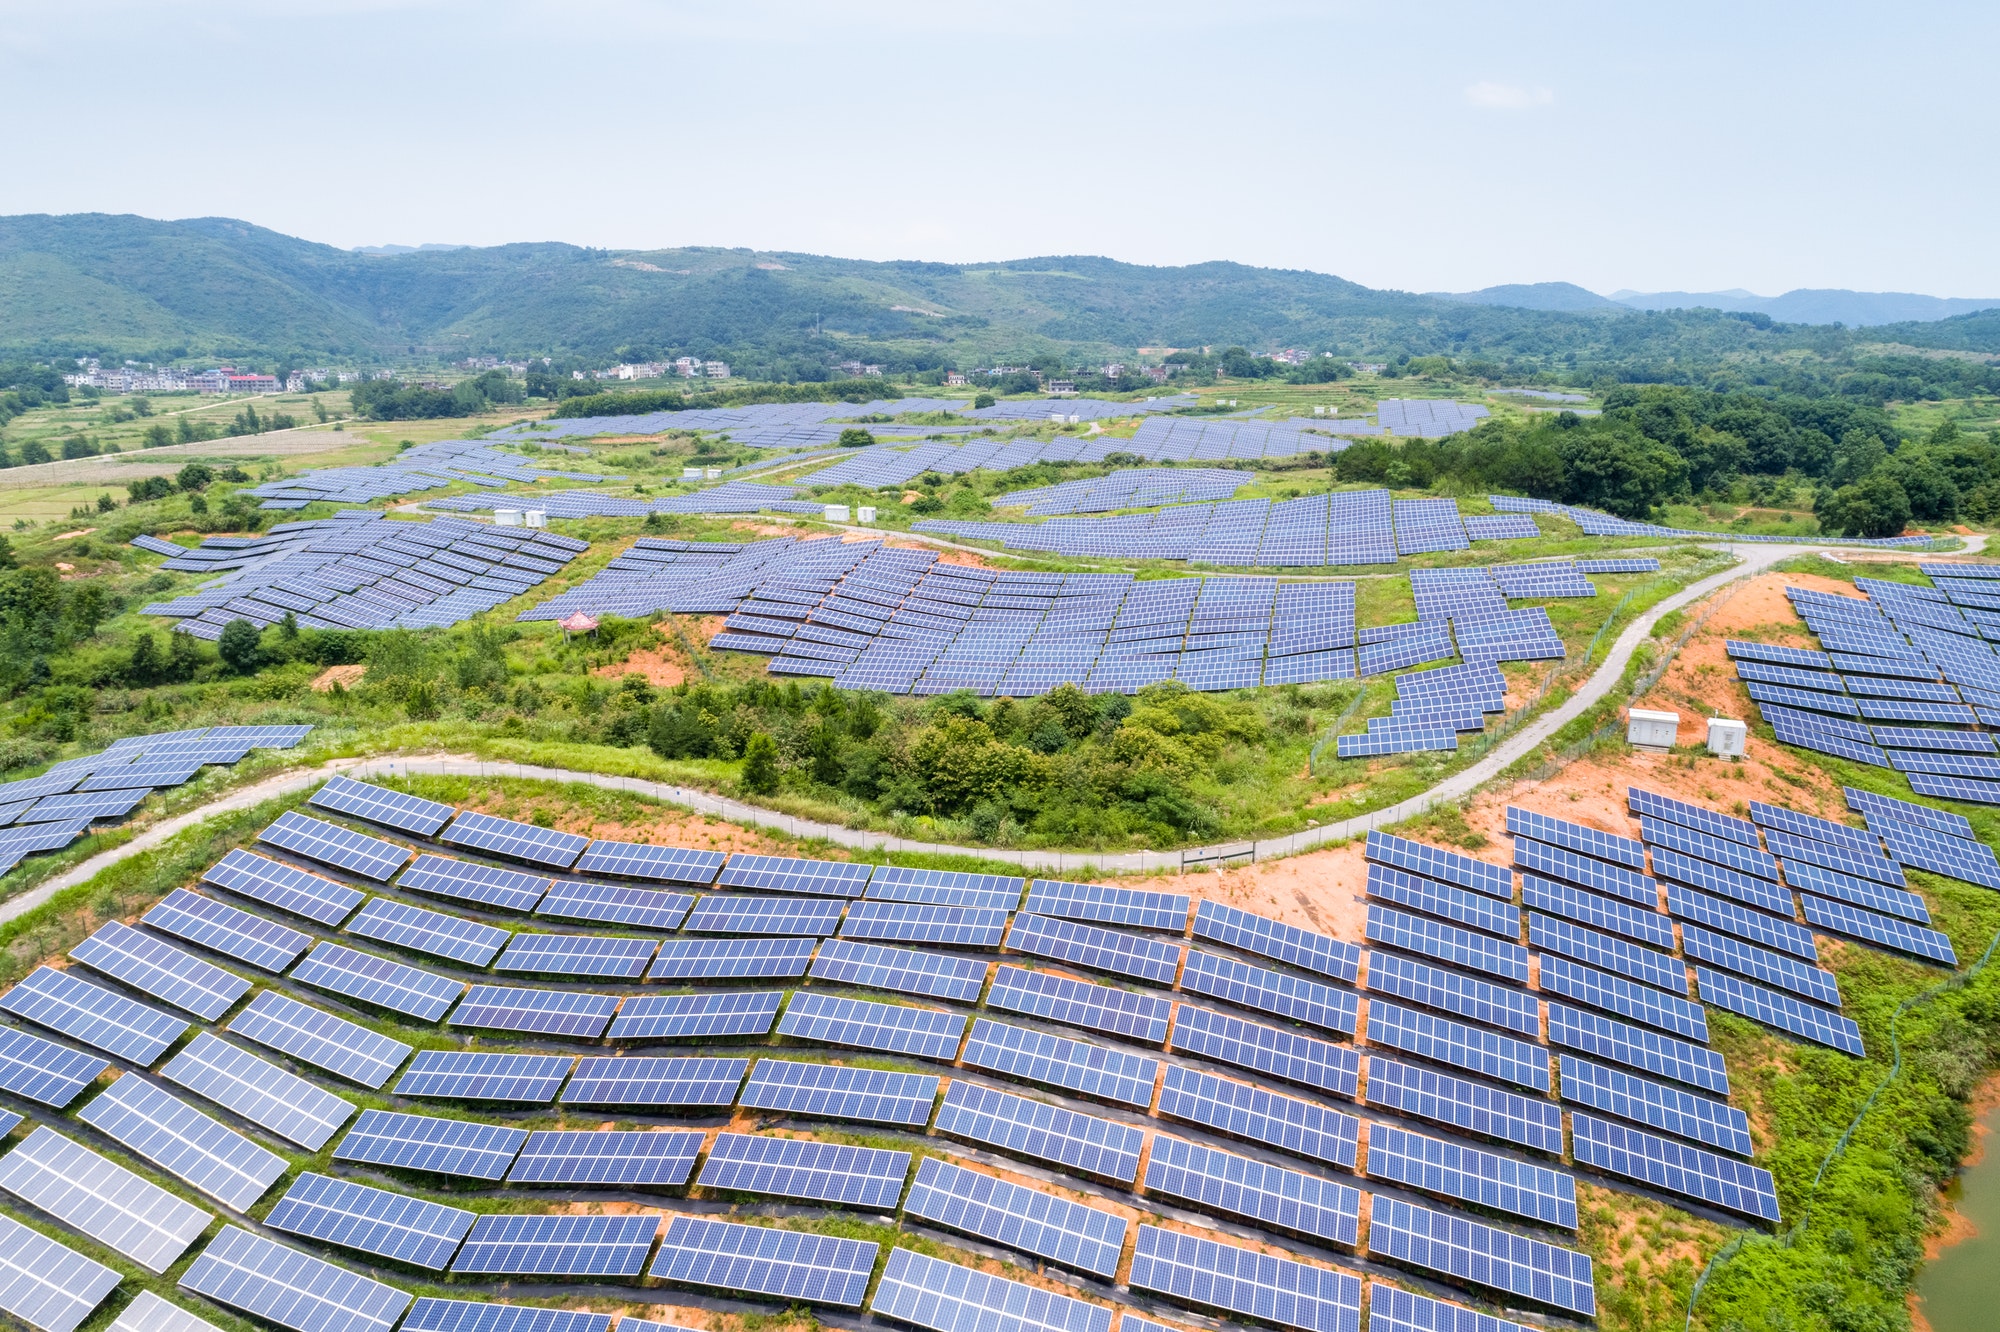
[1916, 1098, 2000, 1332]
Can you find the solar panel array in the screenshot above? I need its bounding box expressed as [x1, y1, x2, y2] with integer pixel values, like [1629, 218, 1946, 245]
[139, 513, 586, 637]
[1491, 494, 1935, 548]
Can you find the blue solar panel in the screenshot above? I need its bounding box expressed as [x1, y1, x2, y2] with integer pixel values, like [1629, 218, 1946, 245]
[227, 990, 409, 1088]
[1004, 913, 1181, 983]
[309, 775, 455, 836]
[1628, 787, 1762, 845]
[404, 1302, 607, 1332]
[1663, 883, 1819, 960]
[903, 1155, 1127, 1277]
[1191, 900, 1360, 982]
[608, 991, 782, 1040]
[1020, 880, 1189, 930]
[649, 936, 817, 979]
[1869, 819, 2000, 894]
[440, 810, 588, 869]
[1649, 846, 1796, 915]
[1365, 998, 1549, 1091]
[1547, 1002, 1729, 1094]
[399, 853, 550, 912]
[1367, 1197, 1594, 1316]
[1366, 863, 1520, 939]
[963, 1017, 1159, 1107]
[1571, 1111, 1780, 1222]
[394, 1050, 572, 1102]
[1365, 1121, 1577, 1228]
[452, 1213, 659, 1276]
[571, 841, 723, 884]
[257, 811, 410, 881]
[1180, 948, 1358, 1035]
[1520, 873, 1673, 948]
[141, 889, 311, 972]
[1514, 838, 1656, 907]
[776, 990, 967, 1059]
[332, 1109, 528, 1180]
[0, 1026, 107, 1107]
[536, 879, 693, 930]
[650, 1215, 876, 1307]
[1367, 904, 1529, 982]
[936, 1079, 1143, 1182]
[865, 865, 1025, 909]
[496, 932, 658, 979]
[346, 897, 509, 967]
[698, 1131, 910, 1208]
[1539, 955, 1707, 1040]
[738, 1059, 939, 1126]
[180, 1227, 408, 1332]
[1367, 1284, 1537, 1332]
[1129, 1224, 1362, 1332]
[1845, 786, 1974, 837]
[1680, 923, 1841, 1007]
[1529, 913, 1688, 993]
[1363, 1054, 1562, 1152]
[1641, 816, 1780, 880]
[290, 942, 465, 1021]
[69, 920, 248, 1021]
[684, 894, 845, 935]
[840, 901, 1008, 946]
[715, 854, 871, 896]
[1145, 1132, 1362, 1243]
[1170, 1002, 1361, 1096]
[1696, 967, 1864, 1055]
[1558, 1055, 1752, 1156]
[202, 847, 364, 925]
[561, 1056, 749, 1108]
[1505, 807, 1646, 869]
[1157, 1064, 1359, 1168]
[0, 965, 188, 1064]
[987, 964, 1172, 1042]
[1748, 801, 1881, 854]
[450, 985, 619, 1037]
[1364, 951, 1538, 1037]
[1367, 831, 1513, 897]
[1800, 894, 1958, 964]
[265, 1171, 473, 1269]
[809, 938, 987, 1002]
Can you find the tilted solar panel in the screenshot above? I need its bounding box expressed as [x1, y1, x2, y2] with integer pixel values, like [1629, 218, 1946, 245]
[1157, 1064, 1358, 1168]
[1129, 1224, 1362, 1332]
[1365, 998, 1550, 1092]
[1145, 1133, 1362, 1244]
[1530, 913, 1689, 994]
[1571, 1112, 1780, 1222]
[0, 1125, 211, 1273]
[1520, 873, 1674, 948]
[607, 990, 782, 1040]
[1191, 899, 1361, 982]
[1547, 1003, 1729, 1094]
[449, 985, 619, 1038]
[1004, 913, 1181, 983]
[1506, 806, 1646, 869]
[1367, 1197, 1594, 1316]
[0, 1209, 122, 1332]
[809, 938, 988, 1003]
[1171, 1002, 1361, 1096]
[1539, 955, 1708, 1041]
[1367, 831, 1513, 898]
[1367, 904, 1529, 983]
[1366, 1284, 1537, 1332]
[77, 1073, 287, 1210]
[1020, 880, 1190, 930]
[684, 894, 845, 935]
[963, 1017, 1158, 1107]
[0, 965, 189, 1065]
[561, 1055, 749, 1107]
[1514, 837, 1657, 907]
[1799, 893, 1957, 964]
[202, 847, 364, 925]
[332, 1109, 528, 1181]
[698, 1132, 910, 1208]
[571, 841, 723, 884]
[840, 901, 1009, 946]
[141, 888, 311, 972]
[1365, 1121, 1577, 1228]
[345, 897, 510, 967]
[1628, 788, 1761, 844]
[70, 919, 249, 1021]
[507, 1129, 704, 1186]
[936, 1079, 1143, 1182]
[402, 1302, 607, 1332]
[777, 990, 967, 1060]
[265, 1171, 472, 1270]
[1696, 967, 1864, 1055]
[451, 1213, 659, 1276]
[536, 879, 693, 930]
[178, 1227, 410, 1332]
[309, 775, 455, 836]
[290, 941, 465, 1021]
[439, 810, 588, 869]
[1558, 1054, 1750, 1155]
[716, 853, 872, 896]
[651, 1215, 876, 1307]
[257, 810, 411, 882]
[398, 854, 550, 912]
[739, 1058, 939, 1125]
[393, 1050, 572, 1103]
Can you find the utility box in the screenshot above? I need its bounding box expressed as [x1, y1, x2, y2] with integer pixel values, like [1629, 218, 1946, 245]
[1627, 708, 1679, 753]
[824, 504, 850, 523]
[682, 467, 702, 480]
[494, 509, 521, 527]
[856, 506, 877, 524]
[1708, 717, 1748, 759]
[525, 510, 547, 529]
[704, 468, 722, 480]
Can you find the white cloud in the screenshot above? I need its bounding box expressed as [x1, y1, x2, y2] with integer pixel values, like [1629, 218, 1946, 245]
[1464, 81, 1554, 109]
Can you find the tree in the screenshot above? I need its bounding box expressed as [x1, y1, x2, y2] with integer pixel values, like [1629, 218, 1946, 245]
[741, 732, 780, 793]
[973, 393, 996, 409]
[127, 632, 160, 685]
[0, 536, 17, 570]
[17, 440, 49, 465]
[177, 463, 214, 492]
[217, 619, 261, 673]
[1556, 426, 1687, 517]
[836, 428, 875, 447]
[1820, 473, 1911, 538]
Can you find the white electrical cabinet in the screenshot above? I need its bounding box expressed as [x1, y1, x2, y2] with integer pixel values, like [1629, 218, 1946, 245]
[1627, 708, 1679, 752]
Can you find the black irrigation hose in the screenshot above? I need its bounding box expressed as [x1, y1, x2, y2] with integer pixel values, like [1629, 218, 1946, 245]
[1682, 922, 2000, 1332]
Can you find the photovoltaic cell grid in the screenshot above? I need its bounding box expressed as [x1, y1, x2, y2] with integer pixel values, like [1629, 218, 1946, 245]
[697, 1132, 909, 1208]
[508, 1130, 703, 1187]
[738, 1060, 940, 1126]
[1128, 1223, 1361, 1332]
[69, 920, 248, 1021]
[1144, 1133, 1362, 1244]
[812, 939, 988, 1003]
[158, 1033, 354, 1151]
[1158, 1064, 1360, 1168]
[76, 1073, 289, 1210]
[1367, 1197, 1595, 1316]
[0, 966, 189, 1065]
[936, 1079, 1143, 1182]
[394, 1050, 572, 1103]
[963, 1017, 1159, 1107]
[1364, 1121, 1577, 1228]
[332, 1109, 528, 1181]
[1571, 1112, 1781, 1222]
[0, 1125, 212, 1273]
[650, 1215, 876, 1306]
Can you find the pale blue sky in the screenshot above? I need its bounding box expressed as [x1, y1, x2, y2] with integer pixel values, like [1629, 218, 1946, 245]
[4, 1, 1992, 296]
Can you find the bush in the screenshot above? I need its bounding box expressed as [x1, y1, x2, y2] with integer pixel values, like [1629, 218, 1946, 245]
[216, 619, 260, 673]
[837, 428, 875, 448]
[741, 732, 780, 793]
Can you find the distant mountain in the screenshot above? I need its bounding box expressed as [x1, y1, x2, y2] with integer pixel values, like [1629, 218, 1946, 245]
[1610, 287, 2000, 327]
[1435, 282, 1626, 313]
[350, 243, 469, 257]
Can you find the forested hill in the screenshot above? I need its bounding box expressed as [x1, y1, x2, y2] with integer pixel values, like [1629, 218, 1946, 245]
[4, 212, 1997, 377]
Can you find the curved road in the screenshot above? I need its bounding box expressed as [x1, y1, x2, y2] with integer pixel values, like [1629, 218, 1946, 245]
[3, 538, 1979, 927]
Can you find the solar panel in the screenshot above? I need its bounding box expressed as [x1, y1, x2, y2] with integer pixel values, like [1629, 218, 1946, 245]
[608, 990, 782, 1039]
[963, 1017, 1158, 1107]
[1648, 846, 1795, 915]
[290, 942, 465, 1021]
[1680, 923, 1842, 1007]
[1547, 1003, 1728, 1094]
[1869, 819, 2000, 893]
[840, 901, 1008, 946]
[265, 1171, 472, 1270]
[439, 810, 588, 869]
[1362, 1055, 1563, 1152]
[561, 1055, 748, 1107]
[1156, 1064, 1357, 1169]
[1145, 1132, 1362, 1243]
[649, 1215, 876, 1307]
[1765, 828, 1905, 887]
[109, 1291, 227, 1332]
[224, 990, 408, 1089]
[1695, 967, 1864, 1055]
[1845, 786, 1974, 837]
[1571, 1112, 1781, 1222]
[1180, 947, 1358, 1035]
[1558, 1054, 1752, 1156]
[73, 1073, 283, 1212]
[0, 1208, 122, 1332]
[740, 1059, 936, 1126]
[866, 865, 1025, 909]
[1366, 904, 1529, 982]
[402, 1302, 607, 1332]
[202, 847, 364, 924]
[1366, 831, 1513, 897]
[1128, 1224, 1361, 1332]
[1905, 772, 2000, 806]
[495, 932, 657, 979]
[393, 1050, 572, 1102]
[716, 854, 872, 896]
[1191, 900, 1360, 982]
[1540, 955, 1707, 1040]
[536, 879, 693, 930]
[1800, 894, 1958, 964]
[1514, 838, 1657, 907]
[332, 1109, 528, 1181]
[139, 888, 312, 973]
[1020, 880, 1190, 930]
[0, 1125, 211, 1272]
[346, 897, 509, 967]
[684, 894, 845, 935]
[506, 1129, 704, 1186]
[0, 966, 188, 1064]
[903, 1154, 1124, 1276]
[874, 1246, 1110, 1332]
[1748, 801, 1881, 854]
[777, 990, 967, 1060]
[1365, 1121, 1576, 1228]
[1170, 1002, 1361, 1096]
[1366, 1197, 1594, 1317]
[1529, 913, 1689, 993]
[398, 854, 549, 912]
[1364, 997, 1549, 1091]
[180, 1226, 410, 1332]
[936, 1078, 1143, 1182]
[69, 920, 248, 1021]
[809, 938, 988, 1003]
[257, 810, 411, 881]
[985, 965, 1169, 1043]
[452, 1213, 659, 1276]
[1520, 873, 1673, 948]
[1505, 806, 1646, 869]
[449, 985, 619, 1038]
[650, 935, 817, 979]
[698, 1131, 910, 1208]
[309, 775, 454, 836]
[0, 1029, 101, 1115]
[1626, 792, 1759, 845]
[1366, 1284, 1537, 1332]
[1004, 913, 1181, 983]
[571, 841, 723, 884]
[1364, 951, 1536, 1038]
[1664, 882, 1818, 960]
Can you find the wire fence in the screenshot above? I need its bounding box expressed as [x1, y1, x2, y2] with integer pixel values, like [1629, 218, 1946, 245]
[1307, 686, 1372, 775]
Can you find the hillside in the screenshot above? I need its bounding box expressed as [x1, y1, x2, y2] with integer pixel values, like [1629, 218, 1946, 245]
[0, 212, 1880, 375]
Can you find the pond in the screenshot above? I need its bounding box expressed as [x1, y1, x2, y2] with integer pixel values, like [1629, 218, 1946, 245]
[1915, 1096, 2000, 1332]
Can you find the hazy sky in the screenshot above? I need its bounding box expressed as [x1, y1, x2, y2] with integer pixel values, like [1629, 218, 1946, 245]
[4, 0, 1992, 296]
